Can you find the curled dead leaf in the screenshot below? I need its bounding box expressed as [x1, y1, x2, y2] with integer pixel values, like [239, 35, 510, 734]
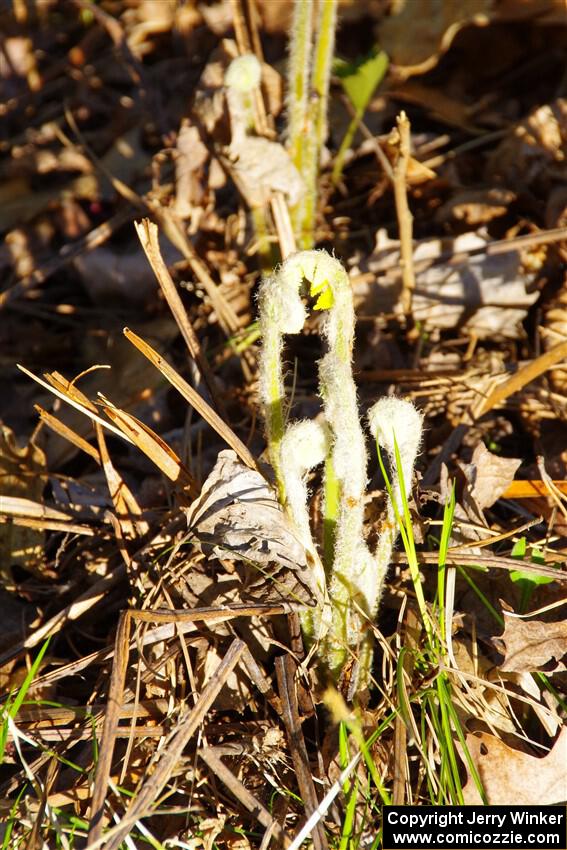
[183, 450, 321, 607]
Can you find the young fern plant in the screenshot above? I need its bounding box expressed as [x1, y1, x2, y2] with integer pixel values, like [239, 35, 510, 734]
[287, 0, 338, 249]
[258, 249, 424, 697]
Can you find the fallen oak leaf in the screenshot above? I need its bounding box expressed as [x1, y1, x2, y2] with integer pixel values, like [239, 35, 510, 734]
[463, 441, 522, 511]
[493, 613, 567, 674]
[458, 727, 567, 805]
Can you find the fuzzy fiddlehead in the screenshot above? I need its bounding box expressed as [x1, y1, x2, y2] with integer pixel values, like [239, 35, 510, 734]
[224, 54, 262, 146]
[257, 251, 322, 503]
[258, 249, 424, 697]
[367, 397, 423, 608]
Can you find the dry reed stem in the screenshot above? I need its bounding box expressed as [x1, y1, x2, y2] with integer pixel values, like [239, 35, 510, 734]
[476, 337, 567, 416]
[134, 218, 227, 417]
[271, 191, 297, 258]
[95, 422, 147, 540]
[392, 112, 416, 315]
[17, 365, 135, 445]
[34, 405, 102, 463]
[101, 400, 198, 495]
[393, 551, 567, 582]
[392, 607, 421, 805]
[123, 327, 259, 471]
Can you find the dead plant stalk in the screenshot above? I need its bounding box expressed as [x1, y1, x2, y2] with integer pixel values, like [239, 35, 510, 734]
[392, 112, 416, 315]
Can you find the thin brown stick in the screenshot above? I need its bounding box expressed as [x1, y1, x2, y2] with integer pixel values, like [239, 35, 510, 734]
[392, 112, 415, 315]
[393, 608, 421, 805]
[275, 655, 328, 850]
[134, 218, 227, 418]
[393, 552, 567, 582]
[34, 405, 101, 464]
[271, 192, 297, 259]
[230, 0, 252, 53]
[200, 747, 291, 848]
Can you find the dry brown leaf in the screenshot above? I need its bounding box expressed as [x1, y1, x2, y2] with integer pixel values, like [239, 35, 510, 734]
[378, 0, 493, 77]
[458, 727, 567, 804]
[173, 122, 210, 223]
[494, 615, 567, 674]
[487, 98, 567, 191]
[464, 442, 522, 510]
[221, 137, 304, 209]
[436, 188, 516, 226]
[379, 0, 566, 78]
[357, 230, 540, 338]
[184, 450, 320, 606]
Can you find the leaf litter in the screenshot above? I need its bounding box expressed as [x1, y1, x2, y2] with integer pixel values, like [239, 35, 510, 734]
[0, 0, 566, 845]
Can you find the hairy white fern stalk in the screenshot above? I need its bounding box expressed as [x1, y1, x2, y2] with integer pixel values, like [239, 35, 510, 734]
[258, 251, 423, 691]
[297, 0, 337, 249]
[280, 419, 329, 632]
[287, 0, 313, 185]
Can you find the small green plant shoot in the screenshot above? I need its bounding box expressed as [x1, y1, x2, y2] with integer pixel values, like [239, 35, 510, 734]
[258, 249, 423, 697]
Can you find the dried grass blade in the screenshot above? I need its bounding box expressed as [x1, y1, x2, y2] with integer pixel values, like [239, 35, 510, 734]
[476, 338, 567, 416]
[88, 610, 131, 846]
[0, 495, 75, 522]
[92, 638, 247, 850]
[134, 218, 227, 417]
[123, 327, 259, 471]
[0, 515, 95, 535]
[34, 405, 101, 463]
[394, 552, 567, 582]
[0, 493, 93, 535]
[101, 400, 198, 497]
[45, 370, 98, 411]
[17, 365, 134, 445]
